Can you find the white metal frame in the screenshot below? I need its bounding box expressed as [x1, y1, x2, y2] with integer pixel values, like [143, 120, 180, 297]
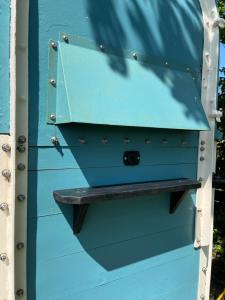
[197, 1, 221, 299]
[0, 0, 29, 299]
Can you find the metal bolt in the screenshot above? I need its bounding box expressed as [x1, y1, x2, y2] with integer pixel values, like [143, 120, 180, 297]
[17, 194, 25, 202]
[16, 289, 24, 297]
[0, 253, 7, 262]
[0, 202, 8, 211]
[124, 138, 130, 144]
[16, 242, 24, 250]
[51, 136, 59, 145]
[200, 147, 205, 151]
[17, 145, 26, 153]
[99, 44, 105, 51]
[50, 114, 56, 121]
[161, 138, 168, 144]
[133, 53, 138, 60]
[101, 137, 108, 144]
[50, 41, 57, 49]
[202, 267, 207, 272]
[201, 140, 206, 145]
[79, 138, 86, 144]
[145, 138, 151, 144]
[63, 35, 69, 43]
[2, 144, 11, 152]
[49, 79, 56, 86]
[17, 135, 26, 144]
[200, 156, 205, 161]
[2, 169, 11, 180]
[17, 163, 26, 171]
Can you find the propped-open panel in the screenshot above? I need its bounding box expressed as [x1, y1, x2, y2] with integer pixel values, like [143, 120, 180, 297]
[48, 39, 209, 131]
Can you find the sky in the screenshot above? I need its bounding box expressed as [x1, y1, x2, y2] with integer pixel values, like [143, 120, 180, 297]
[220, 43, 225, 68]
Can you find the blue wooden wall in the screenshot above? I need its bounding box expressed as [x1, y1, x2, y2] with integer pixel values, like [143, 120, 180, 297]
[28, 1, 203, 299]
[0, 0, 10, 133]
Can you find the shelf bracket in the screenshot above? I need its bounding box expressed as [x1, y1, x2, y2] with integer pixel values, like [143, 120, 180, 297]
[170, 191, 187, 214]
[73, 204, 89, 234]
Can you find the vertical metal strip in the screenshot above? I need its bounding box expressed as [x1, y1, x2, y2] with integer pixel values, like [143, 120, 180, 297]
[10, 0, 29, 299]
[197, 1, 220, 299]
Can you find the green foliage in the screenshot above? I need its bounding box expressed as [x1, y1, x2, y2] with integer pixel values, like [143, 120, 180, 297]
[218, 0, 225, 43]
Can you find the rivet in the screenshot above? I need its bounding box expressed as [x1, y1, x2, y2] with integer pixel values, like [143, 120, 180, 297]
[16, 289, 24, 297]
[161, 138, 168, 144]
[99, 44, 105, 51]
[17, 163, 26, 171]
[63, 35, 69, 43]
[16, 242, 24, 250]
[200, 147, 205, 151]
[202, 267, 207, 272]
[17, 145, 26, 153]
[124, 138, 130, 144]
[2, 144, 11, 152]
[49, 79, 56, 86]
[145, 138, 151, 144]
[51, 136, 59, 145]
[17, 135, 26, 144]
[50, 41, 57, 49]
[133, 53, 138, 60]
[0, 253, 7, 262]
[79, 138, 86, 144]
[0, 203, 8, 211]
[2, 169, 11, 180]
[17, 194, 25, 202]
[200, 156, 205, 161]
[101, 137, 108, 144]
[50, 114, 56, 121]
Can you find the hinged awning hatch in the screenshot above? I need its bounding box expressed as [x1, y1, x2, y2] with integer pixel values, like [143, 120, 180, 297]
[47, 37, 209, 131]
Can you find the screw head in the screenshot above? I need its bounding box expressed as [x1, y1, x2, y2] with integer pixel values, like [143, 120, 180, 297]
[0, 203, 8, 211]
[51, 136, 59, 145]
[200, 294, 205, 299]
[17, 135, 26, 144]
[17, 145, 26, 153]
[2, 144, 11, 152]
[0, 253, 7, 262]
[202, 267, 207, 272]
[50, 41, 57, 49]
[63, 35, 69, 43]
[79, 138, 86, 144]
[200, 147, 205, 151]
[101, 137, 108, 144]
[99, 44, 105, 51]
[17, 163, 26, 171]
[16, 242, 25, 250]
[133, 53, 138, 60]
[201, 140, 206, 145]
[50, 114, 56, 121]
[165, 61, 169, 66]
[186, 67, 190, 71]
[200, 156, 205, 161]
[49, 79, 56, 86]
[16, 289, 24, 297]
[2, 169, 11, 180]
[124, 138, 130, 144]
[17, 194, 25, 202]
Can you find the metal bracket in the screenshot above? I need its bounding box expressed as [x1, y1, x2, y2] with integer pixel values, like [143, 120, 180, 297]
[170, 191, 187, 214]
[73, 204, 89, 234]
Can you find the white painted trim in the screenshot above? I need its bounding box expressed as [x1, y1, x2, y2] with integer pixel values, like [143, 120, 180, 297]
[197, 1, 219, 299]
[9, 0, 29, 299]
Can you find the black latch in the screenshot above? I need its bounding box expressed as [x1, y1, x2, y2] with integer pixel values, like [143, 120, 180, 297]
[123, 151, 140, 166]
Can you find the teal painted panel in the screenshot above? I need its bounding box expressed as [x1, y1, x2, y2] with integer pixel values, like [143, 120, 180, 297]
[0, 0, 10, 133]
[48, 41, 208, 131]
[28, 146, 198, 170]
[28, 163, 197, 218]
[29, 0, 204, 145]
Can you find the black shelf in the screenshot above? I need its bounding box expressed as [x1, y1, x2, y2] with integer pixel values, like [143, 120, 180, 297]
[53, 178, 201, 234]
